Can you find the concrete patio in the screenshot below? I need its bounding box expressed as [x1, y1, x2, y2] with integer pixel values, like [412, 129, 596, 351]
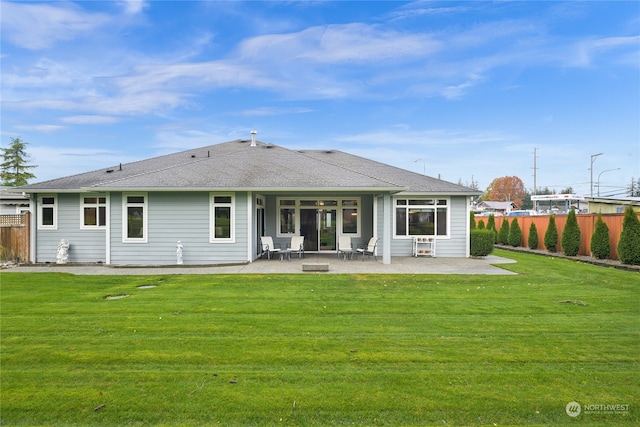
[6, 254, 517, 275]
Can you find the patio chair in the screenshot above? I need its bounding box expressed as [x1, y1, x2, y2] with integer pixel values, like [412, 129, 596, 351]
[356, 237, 379, 261]
[287, 235, 305, 259]
[337, 235, 353, 261]
[260, 236, 281, 260]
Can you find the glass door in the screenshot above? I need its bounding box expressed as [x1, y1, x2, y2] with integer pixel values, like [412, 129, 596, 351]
[300, 209, 318, 251]
[300, 208, 337, 252]
[319, 209, 337, 251]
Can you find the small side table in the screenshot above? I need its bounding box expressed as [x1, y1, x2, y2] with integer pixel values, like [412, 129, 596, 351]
[279, 250, 293, 262]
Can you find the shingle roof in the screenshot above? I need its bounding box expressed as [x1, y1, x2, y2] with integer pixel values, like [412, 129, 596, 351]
[21, 140, 480, 195]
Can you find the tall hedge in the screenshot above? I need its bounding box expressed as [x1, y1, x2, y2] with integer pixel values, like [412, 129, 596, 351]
[590, 214, 610, 259]
[544, 215, 558, 252]
[470, 211, 476, 229]
[498, 218, 510, 244]
[508, 218, 523, 247]
[561, 209, 581, 256]
[487, 214, 497, 243]
[617, 205, 640, 265]
[528, 222, 539, 249]
[470, 229, 495, 257]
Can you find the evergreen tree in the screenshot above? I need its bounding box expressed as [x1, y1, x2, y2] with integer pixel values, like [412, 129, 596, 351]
[470, 211, 476, 229]
[561, 209, 581, 256]
[487, 214, 497, 243]
[627, 177, 640, 197]
[590, 214, 610, 259]
[544, 215, 558, 252]
[477, 219, 485, 229]
[528, 222, 539, 249]
[1, 137, 37, 186]
[498, 218, 510, 244]
[617, 205, 640, 265]
[508, 218, 523, 247]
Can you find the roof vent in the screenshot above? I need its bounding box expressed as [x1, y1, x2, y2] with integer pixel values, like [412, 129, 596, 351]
[250, 130, 257, 147]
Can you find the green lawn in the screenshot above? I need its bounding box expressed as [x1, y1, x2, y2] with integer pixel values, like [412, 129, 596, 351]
[1, 250, 638, 426]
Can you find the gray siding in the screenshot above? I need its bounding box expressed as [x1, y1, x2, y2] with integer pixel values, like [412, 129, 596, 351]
[109, 192, 249, 265]
[384, 195, 469, 258]
[35, 193, 106, 263]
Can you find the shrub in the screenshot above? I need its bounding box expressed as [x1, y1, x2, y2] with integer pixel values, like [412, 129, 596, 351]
[470, 211, 476, 229]
[528, 222, 539, 249]
[617, 206, 640, 265]
[508, 218, 523, 247]
[544, 215, 558, 252]
[487, 214, 498, 243]
[590, 214, 610, 259]
[477, 219, 486, 229]
[498, 218, 510, 244]
[470, 229, 495, 256]
[561, 209, 581, 256]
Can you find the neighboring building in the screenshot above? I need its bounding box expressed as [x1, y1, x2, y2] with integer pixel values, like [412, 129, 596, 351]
[19, 138, 480, 265]
[475, 200, 518, 215]
[586, 196, 640, 214]
[0, 187, 30, 215]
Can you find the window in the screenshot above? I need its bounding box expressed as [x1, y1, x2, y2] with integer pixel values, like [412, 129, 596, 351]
[279, 199, 296, 234]
[123, 193, 147, 242]
[341, 199, 359, 234]
[395, 198, 448, 237]
[81, 195, 106, 228]
[38, 195, 57, 229]
[210, 194, 234, 242]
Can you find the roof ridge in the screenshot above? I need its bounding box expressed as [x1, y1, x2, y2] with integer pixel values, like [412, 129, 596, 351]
[295, 149, 404, 189]
[88, 141, 253, 188]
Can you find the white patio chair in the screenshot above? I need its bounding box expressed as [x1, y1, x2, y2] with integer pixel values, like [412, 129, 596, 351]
[287, 235, 305, 259]
[260, 236, 281, 260]
[356, 237, 379, 261]
[337, 235, 353, 261]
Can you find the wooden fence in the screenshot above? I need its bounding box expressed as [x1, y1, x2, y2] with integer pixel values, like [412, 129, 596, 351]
[0, 212, 30, 262]
[482, 212, 639, 261]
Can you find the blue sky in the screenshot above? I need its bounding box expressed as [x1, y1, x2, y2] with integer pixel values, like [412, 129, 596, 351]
[1, 1, 639, 197]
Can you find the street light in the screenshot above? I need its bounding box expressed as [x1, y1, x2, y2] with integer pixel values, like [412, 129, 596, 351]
[590, 153, 603, 197]
[414, 158, 425, 175]
[597, 168, 621, 197]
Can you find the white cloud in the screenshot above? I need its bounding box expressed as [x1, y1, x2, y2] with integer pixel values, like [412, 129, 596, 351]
[239, 23, 441, 64]
[119, 0, 148, 15]
[15, 124, 65, 133]
[60, 115, 121, 125]
[0, 2, 110, 50]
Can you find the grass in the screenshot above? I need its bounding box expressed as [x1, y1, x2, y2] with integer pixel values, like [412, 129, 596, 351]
[1, 249, 638, 426]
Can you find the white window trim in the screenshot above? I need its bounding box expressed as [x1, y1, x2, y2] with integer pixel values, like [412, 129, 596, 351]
[210, 193, 235, 243]
[37, 194, 57, 230]
[122, 193, 148, 243]
[80, 194, 107, 230]
[275, 197, 361, 238]
[393, 197, 450, 239]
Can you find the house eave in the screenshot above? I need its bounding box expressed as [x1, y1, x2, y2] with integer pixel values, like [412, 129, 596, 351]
[77, 185, 408, 193]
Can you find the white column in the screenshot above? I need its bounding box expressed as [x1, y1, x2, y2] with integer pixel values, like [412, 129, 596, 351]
[382, 193, 392, 265]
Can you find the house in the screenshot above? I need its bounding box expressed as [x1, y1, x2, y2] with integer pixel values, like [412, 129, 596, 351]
[586, 196, 640, 214]
[19, 137, 480, 265]
[0, 187, 30, 215]
[475, 200, 518, 215]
